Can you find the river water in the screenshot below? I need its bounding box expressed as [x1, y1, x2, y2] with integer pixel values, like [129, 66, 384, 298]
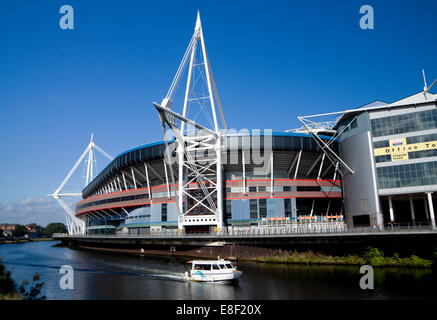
[0, 241, 436, 300]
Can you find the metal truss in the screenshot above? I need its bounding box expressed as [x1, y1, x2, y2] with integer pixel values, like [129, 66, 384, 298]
[297, 115, 355, 177]
[48, 134, 113, 235]
[153, 12, 226, 230]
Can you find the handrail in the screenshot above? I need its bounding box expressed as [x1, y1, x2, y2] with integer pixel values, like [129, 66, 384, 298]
[59, 223, 436, 239]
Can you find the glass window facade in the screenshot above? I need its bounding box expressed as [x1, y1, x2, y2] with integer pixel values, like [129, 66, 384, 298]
[249, 199, 258, 219]
[259, 199, 267, 218]
[225, 200, 232, 220]
[371, 109, 437, 137]
[377, 161, 437, 189]
[284, 198, 292, 217]
[406, 133, 437, 144]
[161, 203, 167, 222]
[375, 155, 392, 163]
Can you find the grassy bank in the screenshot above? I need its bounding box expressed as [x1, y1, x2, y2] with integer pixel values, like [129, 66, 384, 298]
[256, 247, 434, 268]
[0, 238, 55, 245]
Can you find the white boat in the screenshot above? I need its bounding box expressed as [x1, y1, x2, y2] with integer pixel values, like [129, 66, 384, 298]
[185, 259, 243, 283]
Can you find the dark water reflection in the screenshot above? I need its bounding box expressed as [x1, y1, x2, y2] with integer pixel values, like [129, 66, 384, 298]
[0, 241, 435, 300]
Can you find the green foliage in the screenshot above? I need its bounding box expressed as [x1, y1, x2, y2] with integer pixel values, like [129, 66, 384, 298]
[19, 273, 46, 300]
[12, 225, 27, 237]
[1, 259, 45, 300]
[257, 247, 431, 268]
[432, 249, 437, 270]
[363, 247, 385, 266]
[0, 259, 17, 297]
[41, 223, 67, 236]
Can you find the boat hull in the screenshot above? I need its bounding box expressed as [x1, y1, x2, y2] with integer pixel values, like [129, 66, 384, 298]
[189, 270, 243, 282]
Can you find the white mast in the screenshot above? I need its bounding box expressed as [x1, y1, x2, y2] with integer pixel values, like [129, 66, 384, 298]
[48, 134, 113, 235]
[154, 12, 226, 231]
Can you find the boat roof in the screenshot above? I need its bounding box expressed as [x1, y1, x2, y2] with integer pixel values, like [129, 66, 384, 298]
[189, 259, 232, 264]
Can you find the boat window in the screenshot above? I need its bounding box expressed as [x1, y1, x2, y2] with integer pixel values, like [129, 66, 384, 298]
[225, 263, 233, 269]
[219, 264, 226, 269]
[194, 264, 211, 271]
[212, 264, 220, 270]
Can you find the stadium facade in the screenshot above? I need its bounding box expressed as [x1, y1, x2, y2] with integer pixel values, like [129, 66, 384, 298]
[75, 132, 343, 235]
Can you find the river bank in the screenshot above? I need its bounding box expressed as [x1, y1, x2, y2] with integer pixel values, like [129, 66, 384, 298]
[0, 238, 55, 245]
[256, 248, 434, 268]
[71, 244, 434, 268]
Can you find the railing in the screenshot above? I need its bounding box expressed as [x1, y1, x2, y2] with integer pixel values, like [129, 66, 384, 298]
[60, 222, 437, 239]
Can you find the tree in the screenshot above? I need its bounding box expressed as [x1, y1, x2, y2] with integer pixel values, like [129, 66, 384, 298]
[12, 225, 27, 238]
[41, 223, 67, 236]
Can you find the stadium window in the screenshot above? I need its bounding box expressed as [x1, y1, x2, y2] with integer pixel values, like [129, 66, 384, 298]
[161, 203, 167, 222]
[225, 200, 232, 220]
[259, 199, 267, 218]
[249, 200, 258, 219]
[284, 198, 292, 217]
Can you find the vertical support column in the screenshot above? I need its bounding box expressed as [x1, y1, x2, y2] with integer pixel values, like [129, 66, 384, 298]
[163, 159, 171, 199]
[177, 145, 184, 229]
[426, 192, 436, 229]
[310, 199, 315, 217]
[117, 177, 122, 191]
[294, 150, 302, 180]
[424, 197, 430, 220]
[122, 172, 128, 190]
[130, 167, 137, 189]
[409, 197, 416, 225]
[388, 196, 394, 223]
[333, 161, 339, 180]
[326, 199, 331, 216]
[144, 163, 153, 204]
[242, 149, 246, 195]
[270, 151, 274, 198]
[216, 136, 223, 229]
[317, 153, 326, 180]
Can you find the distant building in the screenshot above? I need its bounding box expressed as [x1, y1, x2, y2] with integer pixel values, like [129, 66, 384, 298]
[25, 223, 42, 233]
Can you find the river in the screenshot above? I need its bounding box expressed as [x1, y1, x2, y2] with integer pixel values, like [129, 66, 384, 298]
[0, 241, 436, 300]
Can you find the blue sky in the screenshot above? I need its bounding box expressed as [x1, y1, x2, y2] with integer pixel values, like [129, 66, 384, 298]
[0, 0, 436, 225]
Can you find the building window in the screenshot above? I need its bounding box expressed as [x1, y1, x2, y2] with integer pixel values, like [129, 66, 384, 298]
[249, 199, 258, 219]
[371, 109, 437, 138]
[225, 200, 232, 220]
[375, 155, 391, 163]
[249, 186, 257, 192]
[284, 198, 292, 217]
[258, 186, 266, 192]
[297, 186, 321, 192]
[377, 161, 437, 189]
[161, 203, 167, 222]
[259, 199, 267, 218]
[283, 186, 291, 192]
